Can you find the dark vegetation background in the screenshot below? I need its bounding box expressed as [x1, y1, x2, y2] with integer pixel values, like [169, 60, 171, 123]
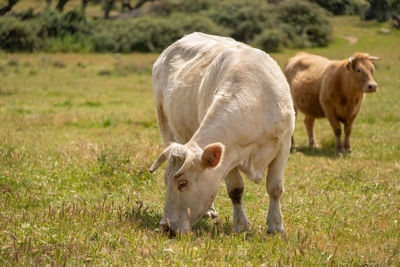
[1, 0, 399, 53]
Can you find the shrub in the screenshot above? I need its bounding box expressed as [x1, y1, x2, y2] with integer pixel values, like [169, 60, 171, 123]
[92, 13, 227, 53]
[0, 0, 333, 53]
[11, 8, 37, 20]
[206, 0, 273, 43]
[0, 16, 42, 52]
[38, 9, 91, 38]
[309, 0, 370, 15]
[364, 0, 390, 22]
[37, 10, 63, 37]
[148, 0, 214, 16]
[252, 29, 282, 52]
[392, 0, 400, 28]
[62, 9, 91, 35]
[91, 18, 167, 53]
[43, 34, 93, 52]
[392, 14, 400, 29]
[277, 1, 332, 47]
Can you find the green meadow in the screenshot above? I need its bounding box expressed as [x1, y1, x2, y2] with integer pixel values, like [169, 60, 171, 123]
[1, 16, 399, 265]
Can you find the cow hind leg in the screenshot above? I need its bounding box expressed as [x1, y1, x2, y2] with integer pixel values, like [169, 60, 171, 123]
[266, 141, 290, 234]
[225, 168, 250, 232]
[304, 116, 317, 148]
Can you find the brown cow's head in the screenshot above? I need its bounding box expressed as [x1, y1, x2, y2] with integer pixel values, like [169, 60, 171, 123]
[149, 142, 224, 236]
[346, 53, 379, 93]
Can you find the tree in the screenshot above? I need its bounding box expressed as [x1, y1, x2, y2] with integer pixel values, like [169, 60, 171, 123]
[121, 0, 132, 11]
[389, 0, 400, 28]
[132, 0, 153, 9]
[82, 0, 90, 10]
[365, 0, 390, 21]
[45, 0, 52, 10]
[0, 0, 20, 16]
[56, 0, 70, 12]
[103, 0, 115, 19]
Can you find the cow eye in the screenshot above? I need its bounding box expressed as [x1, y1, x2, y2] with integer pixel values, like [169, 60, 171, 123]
[178, 180, 188, 191]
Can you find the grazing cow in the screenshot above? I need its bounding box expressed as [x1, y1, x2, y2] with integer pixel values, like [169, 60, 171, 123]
[149, 32, 295, 235]
[284, 52, 379, 153]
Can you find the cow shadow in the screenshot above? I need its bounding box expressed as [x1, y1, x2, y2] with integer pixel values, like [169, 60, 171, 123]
[125, 200, 235, 237]
[129, 203, 280, 239]
[292, 144, 340, 159]
[192, 216, 234, 237]
[123, 200, 163, 230]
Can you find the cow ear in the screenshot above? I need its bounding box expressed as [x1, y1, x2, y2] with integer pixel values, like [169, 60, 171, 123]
[201, 143, 224, 168]
[346, 57, 354, 70]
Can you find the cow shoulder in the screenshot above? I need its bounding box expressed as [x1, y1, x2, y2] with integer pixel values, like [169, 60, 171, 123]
[320, 61, 346, 105]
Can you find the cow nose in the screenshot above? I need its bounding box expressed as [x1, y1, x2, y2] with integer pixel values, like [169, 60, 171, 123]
[160, 223, 176, 237]
[160, 222, 169, 232]
[368, 83, 377, 91]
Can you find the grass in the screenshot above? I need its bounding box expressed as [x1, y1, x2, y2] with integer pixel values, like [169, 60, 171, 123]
[0, 16, 399, 265]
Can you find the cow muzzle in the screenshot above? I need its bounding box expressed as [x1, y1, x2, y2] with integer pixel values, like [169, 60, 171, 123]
[363, 82, 378, 93]
[160, 222, 177, 237]
[159, 219, 190, 237]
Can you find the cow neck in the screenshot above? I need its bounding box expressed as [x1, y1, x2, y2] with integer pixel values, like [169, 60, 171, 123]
[188, 131, 239, 183]
[341, 61, 364, 99]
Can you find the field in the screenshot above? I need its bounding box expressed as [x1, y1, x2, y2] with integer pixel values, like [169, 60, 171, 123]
[1, 16, 399, 265]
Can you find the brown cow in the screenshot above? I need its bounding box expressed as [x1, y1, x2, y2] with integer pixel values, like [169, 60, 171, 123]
[284, 52, 379, 153]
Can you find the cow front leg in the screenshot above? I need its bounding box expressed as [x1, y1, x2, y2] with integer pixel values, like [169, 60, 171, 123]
[266, 142, 289, 234]
[225, 168, 250, 232]
[204, 203, 218, 219]
[344, 120, 353, 153]
[304, 115, 317, 147]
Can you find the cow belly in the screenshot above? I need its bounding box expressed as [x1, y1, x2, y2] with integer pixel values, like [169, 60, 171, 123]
[293, 92, 325, 118]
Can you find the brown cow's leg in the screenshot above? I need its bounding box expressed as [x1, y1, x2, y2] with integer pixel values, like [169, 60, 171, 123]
[344, 121, 353, 153]
[225, 168, 250, 232]
[291, 135, 295, 151]
[326, 112, 344, 153]
[290, 107, 297, 151]
[304, 116, 317, 148]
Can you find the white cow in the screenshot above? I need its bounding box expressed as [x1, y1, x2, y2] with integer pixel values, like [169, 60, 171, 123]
[150, 32, 295, 235]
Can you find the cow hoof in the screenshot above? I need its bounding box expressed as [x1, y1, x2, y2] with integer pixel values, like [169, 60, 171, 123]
[233, 218, 251, 233]
[266, 225, 284, 234]
[309, 143, 317, 148]
[336, 147, 345, 154]
[204, 208, 218, 219]
[234, 224, 251, 233]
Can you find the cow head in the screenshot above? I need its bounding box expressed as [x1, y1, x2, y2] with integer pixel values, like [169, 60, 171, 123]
[346, 53, 379, 93]
[149, 142, 224, 236]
